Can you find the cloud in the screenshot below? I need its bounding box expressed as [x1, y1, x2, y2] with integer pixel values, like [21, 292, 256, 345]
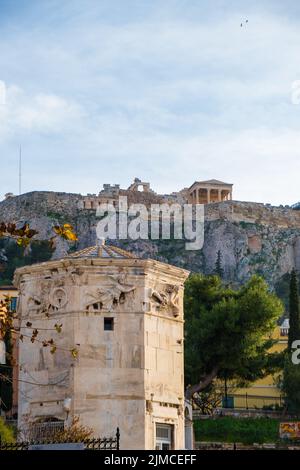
[0, 1, 300, 205]
[0, 84, 83, 141]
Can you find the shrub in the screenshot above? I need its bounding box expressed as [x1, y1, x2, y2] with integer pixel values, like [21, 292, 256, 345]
[0, 417, 15, 444]
[194, 417, 279, 444]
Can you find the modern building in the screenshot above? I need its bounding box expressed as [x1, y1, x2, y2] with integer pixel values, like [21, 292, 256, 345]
[14, 241, 190, 449]
[225, 322, 288, 410]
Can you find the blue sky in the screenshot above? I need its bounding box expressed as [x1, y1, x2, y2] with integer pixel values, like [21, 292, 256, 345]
[1, 0, 300, 205]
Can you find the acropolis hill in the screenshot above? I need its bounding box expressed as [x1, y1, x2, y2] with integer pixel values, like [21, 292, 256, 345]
[1, 178, 300, 294]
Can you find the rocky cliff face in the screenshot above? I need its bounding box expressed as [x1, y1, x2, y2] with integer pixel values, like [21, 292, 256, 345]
[1, 192, 300, 289]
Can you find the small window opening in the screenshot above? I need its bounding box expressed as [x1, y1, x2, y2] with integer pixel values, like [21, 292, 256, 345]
[104, 317, 114, 331]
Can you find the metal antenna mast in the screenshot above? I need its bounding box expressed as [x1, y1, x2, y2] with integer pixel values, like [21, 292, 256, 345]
[19, 145, 22, 195]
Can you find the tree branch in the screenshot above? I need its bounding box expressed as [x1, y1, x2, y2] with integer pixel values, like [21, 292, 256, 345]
[185, 366, 219, 400]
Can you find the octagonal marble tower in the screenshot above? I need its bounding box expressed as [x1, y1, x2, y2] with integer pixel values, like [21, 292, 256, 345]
[14, 241, 189, 450]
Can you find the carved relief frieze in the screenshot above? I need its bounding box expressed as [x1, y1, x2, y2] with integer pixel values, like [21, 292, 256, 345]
[85, 274, 136, 312]
[27, 281, 69, 316]
[49, 287, 68, 310]
[150, 284, 180, 317]
[27, 283, 52, 317]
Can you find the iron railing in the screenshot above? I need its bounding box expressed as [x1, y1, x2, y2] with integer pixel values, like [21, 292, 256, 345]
[0, 428, 120, 450]
[28, 420, 65, 441]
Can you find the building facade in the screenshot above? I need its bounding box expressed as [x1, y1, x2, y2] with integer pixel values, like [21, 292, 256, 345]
[225, 322, 288, 410]
[14, 242, 189, 449]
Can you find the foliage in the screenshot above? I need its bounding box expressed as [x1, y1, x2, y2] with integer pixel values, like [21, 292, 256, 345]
[0, 222, 77, 285]
[194, 417, 279, 444]
[275, 271, 300, 313]
[192, 382, 224, 415]
[0, 239, 54, 285]
[0, 294, 78, 359]
[214, 250, 224, 278]
[288, 269, 300, 352]
[0, 417, 15, 444]
[0, 222, 79, 360]
[0, 328, 13, 412]
[280, 270, 300, 413]
[52, 224, 78, 243]
[184, 274, 284, 399]
[0, 222, 38, 247]
[51, 416, 93, 442]
[281, 354, 300, 414]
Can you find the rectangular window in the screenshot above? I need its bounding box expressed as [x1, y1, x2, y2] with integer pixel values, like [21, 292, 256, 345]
[155, 424, 173, 450]
[222, 396, 234, 409]
[104, 317, 114, 331]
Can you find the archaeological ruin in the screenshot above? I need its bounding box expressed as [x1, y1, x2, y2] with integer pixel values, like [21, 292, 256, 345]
[187, 179, 233, 204]
[14, 239, 189, 450]
[77, 177, 233, 210]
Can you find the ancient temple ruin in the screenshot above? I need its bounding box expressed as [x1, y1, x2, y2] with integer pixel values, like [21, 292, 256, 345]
[14, 241, 189, 450]
[188, 179, 233, 204]
[78, 177, 234, 210]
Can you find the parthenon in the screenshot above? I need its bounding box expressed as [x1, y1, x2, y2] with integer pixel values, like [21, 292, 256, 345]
[188, 179, 233, 204]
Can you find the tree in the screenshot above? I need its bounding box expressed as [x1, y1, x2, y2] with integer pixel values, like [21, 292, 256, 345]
[280, 270, 300, 414]
[0, 239, 55, 286]
[214, 250, 224, 278]
[184, 274, 284, 400]
[288, 269, 300, 352]
[192, 383, 223, 415]
[281, 355, 300, 415]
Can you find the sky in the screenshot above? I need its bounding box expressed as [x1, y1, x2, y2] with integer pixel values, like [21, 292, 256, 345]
[0, 0, 300, 205]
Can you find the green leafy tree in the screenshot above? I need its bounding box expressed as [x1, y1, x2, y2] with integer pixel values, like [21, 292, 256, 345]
[280, 269, 300, 414]
[288, 269, 300, 352]
[184, 274, 284, 400]
[281, 355, 300, 415]
[0, 239, 55, 286]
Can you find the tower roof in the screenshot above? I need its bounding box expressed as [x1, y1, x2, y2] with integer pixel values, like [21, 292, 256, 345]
[13, 238, 189, 285]
[67, 242, 138, 259]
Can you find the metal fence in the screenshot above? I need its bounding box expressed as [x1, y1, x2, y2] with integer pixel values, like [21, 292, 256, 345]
[228, 393, 283, 410]
[28, 420, 65, 440]
[0, 428, 120, 451]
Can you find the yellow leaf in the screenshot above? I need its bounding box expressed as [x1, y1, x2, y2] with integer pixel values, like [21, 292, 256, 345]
[63, 224, 74, 230]
[71, 348, 79, 358]
[64, 230, 78, 241]
[53, 226, 63, 235]
[54, 323, 63, 333]
[53, 224, 78, 241]
[16, 237, 30, 247]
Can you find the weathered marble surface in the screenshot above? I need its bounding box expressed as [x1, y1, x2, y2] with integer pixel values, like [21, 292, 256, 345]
[15, 255, 189, 450]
